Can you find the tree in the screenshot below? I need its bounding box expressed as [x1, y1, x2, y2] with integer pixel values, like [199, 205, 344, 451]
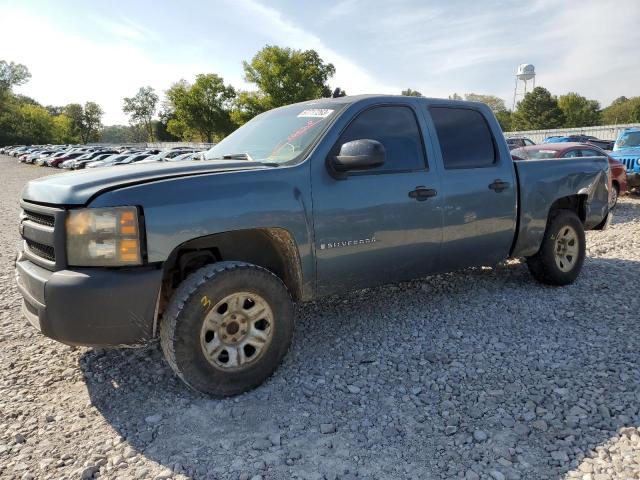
[165, 75, 236, 143]
[12, 104, 54, 144]
[463, 93, 511, 131]
[234, 45, 336, 124]
[81, 102, 104, 143]
[332, 87, 347, 98]
[101, 125, 133, 144]
[601, 96, 640, 124]
[557, 92, 600, 127]
[0, 60, 31, 96]
[510, 87, 564, 130]
[448, 93, 463, 100]
[123, 86, 158, 141]
[51, 114, 75, 144]
[64, 102, 103, 144]
[402, 88, 423, 97]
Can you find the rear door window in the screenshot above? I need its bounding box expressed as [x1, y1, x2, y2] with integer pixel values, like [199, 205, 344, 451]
[429, 107, 496, 169]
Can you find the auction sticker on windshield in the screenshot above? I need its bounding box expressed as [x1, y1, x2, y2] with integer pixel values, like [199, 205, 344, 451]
[298, 109, 334, 118]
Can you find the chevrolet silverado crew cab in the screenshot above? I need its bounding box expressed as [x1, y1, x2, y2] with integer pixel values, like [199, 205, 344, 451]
[16, 95, 611, 397]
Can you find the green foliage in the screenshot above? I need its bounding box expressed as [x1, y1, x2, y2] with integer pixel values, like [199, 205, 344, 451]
[557, 92, 600, 127]
[234, 45, 335, 124]
[100, 125, 132, 144]
[51, 114, 75, 144]
[511, 87, 564, 130]
[402, 88, 423, 97]
[165, 75, 236, 142]
[0, 60, 31, 95]
[601, 96, 640, 124]
[448, 93, 463, 100]
[0, 103, 53, 144]
[123, 86, 158, 141]
[64, 102, 103, 144]
[332, 87, 347, 98]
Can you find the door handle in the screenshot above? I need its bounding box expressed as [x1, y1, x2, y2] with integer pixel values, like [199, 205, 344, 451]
[489, 179, 510, 192]
[409, 187, 438, 201]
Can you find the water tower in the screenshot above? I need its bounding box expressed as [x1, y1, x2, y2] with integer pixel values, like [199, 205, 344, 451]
[512, 64, 536, 110]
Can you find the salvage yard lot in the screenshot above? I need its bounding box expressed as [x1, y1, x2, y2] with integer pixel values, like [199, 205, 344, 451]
[1, 155, 639, 480]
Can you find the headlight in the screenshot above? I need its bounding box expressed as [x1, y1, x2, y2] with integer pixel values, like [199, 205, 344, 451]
[66, 206, 143, 266]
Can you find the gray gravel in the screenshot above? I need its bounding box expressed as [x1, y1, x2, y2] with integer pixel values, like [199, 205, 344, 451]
[1, 155, 639, 480]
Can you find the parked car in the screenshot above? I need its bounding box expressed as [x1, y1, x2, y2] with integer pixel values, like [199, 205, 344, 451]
[610, 127, 640, 190]
[512, 142, 627, 208]
[543, 134, 598, 144]
[85, 153, 132, 169]
[112, 153, 153, 165]
[15, 95, 611, 397]
[505, 136, 535, 150]
[586, 139, 614, 151]
[72, 151, 120, 169]
[51, 151, 85, 168]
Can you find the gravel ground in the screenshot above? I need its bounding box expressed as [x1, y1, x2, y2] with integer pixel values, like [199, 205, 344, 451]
[1, 155, 639, 480]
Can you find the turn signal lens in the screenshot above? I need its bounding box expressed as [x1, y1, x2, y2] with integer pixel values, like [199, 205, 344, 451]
[119, 239, 140, 263]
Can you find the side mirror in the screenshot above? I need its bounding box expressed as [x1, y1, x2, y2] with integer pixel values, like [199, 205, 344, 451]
[328, 139, 385, 179]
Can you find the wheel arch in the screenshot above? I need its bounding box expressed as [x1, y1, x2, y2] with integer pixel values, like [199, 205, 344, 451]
[156, 228, 304, 332]
[547, 194, 588, 224]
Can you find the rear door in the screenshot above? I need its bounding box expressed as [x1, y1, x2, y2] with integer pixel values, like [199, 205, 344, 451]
[425, 105, 517, 269]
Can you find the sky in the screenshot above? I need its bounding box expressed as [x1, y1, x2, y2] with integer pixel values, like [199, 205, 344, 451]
[2, 0, 639, 125]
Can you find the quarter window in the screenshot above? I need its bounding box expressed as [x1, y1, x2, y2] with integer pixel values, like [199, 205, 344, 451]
[430, 107, 496, 169]
[335, 106, 426, 172]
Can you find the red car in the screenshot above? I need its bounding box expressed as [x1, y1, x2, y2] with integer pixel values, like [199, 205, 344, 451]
[512, 142, 628, 208]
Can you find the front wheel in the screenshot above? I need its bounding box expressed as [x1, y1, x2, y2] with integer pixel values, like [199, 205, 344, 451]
[609, 183, 619, 209]
[526, 210, 586, 286]
[160, 261, 294, 397]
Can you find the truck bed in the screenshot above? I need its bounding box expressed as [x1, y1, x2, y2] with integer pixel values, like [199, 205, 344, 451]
[511, 156, 610, 258]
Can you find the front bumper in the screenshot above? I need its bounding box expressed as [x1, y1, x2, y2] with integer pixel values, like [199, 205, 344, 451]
[15, 253, 162, 347]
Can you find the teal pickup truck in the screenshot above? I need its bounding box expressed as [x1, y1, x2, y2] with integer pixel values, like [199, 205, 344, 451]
[16, 95, 610, 396]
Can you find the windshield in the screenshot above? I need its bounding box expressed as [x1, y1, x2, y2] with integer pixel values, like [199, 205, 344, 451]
[205, 102, 344, 164]
[615, 130, 640, 150]
[511, 148, 559, 159]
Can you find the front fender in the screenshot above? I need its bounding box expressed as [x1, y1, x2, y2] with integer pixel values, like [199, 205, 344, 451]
[88, 164, 315, 297]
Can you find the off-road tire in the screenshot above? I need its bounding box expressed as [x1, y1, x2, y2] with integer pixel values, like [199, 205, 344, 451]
[526, 210, 586, 286]
[160, 261, 294, 397]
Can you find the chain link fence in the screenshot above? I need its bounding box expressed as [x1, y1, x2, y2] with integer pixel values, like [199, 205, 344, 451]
[505, 123, 640, 143]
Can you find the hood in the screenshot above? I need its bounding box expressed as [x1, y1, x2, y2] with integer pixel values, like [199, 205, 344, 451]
[22, 160, 269, 206]
[611, 146, 640, 157]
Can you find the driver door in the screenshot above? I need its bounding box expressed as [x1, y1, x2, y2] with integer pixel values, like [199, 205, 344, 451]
[311, 104, 443, 296]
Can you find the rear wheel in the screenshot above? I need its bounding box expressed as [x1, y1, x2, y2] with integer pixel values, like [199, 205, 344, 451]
[160, 261, 294, 397]
[526, 210, 586, 286]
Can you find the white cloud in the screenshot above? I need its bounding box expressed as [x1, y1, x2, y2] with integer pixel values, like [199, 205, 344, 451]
[3, 9, 211, 124]
[229, 0, 401, 95]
